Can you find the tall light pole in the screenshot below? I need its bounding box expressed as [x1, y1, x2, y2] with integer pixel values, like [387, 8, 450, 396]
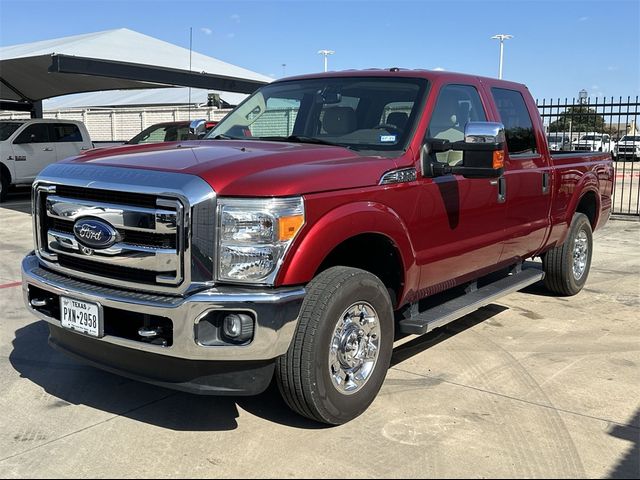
[318, 49, 335, 72]
[282, 63, 287, 77]
[491, 34, 513, 79]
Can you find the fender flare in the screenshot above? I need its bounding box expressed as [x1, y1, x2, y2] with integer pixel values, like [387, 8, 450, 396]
[558, 172, 601, 245]
[277, 201, 418, 290]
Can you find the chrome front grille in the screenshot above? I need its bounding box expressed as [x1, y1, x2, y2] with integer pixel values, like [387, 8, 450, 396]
[38, 186, 184, 287]
[32, 164, 217, 295]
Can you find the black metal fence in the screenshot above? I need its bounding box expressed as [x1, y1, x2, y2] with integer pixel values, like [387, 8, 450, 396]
[536, 96, 640, 216]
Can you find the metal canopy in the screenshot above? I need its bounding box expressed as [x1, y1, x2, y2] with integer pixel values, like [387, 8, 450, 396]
[0, 28, 271, 111]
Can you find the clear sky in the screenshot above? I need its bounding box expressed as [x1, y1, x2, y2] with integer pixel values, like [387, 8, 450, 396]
[0, 0, 638, 101]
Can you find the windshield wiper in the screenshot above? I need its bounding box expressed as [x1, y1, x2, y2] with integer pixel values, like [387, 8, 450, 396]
[257, 135, 351, 149]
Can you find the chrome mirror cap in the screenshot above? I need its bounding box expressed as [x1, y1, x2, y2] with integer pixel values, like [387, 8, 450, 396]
[464, 122, 506, 144]
[189, 119, 206, 134]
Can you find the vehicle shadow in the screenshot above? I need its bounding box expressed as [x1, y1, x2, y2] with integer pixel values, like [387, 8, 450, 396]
[607, 408, 640, 479]
[10, 304, 510, 431]
[391, 303, 508, 367]
[0, 187, 32, 214]
[9, 321, 326, 431]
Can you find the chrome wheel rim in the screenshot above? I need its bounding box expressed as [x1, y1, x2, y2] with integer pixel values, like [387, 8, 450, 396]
[328, 302, 381, 395]
[573, 230, 589, 280]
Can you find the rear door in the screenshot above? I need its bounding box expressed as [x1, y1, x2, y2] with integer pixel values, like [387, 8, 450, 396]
[489, 87, 553, 262]
[11, 123, 56, 182]
[50, 123, 88, 161]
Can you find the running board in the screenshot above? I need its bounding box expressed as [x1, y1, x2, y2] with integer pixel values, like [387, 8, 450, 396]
[398, 268, 545, 335]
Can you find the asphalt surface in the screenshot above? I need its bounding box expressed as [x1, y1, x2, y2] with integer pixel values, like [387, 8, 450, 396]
[0, 188, 638, 478]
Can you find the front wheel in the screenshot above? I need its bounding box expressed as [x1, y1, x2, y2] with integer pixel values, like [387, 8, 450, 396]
[542, 213, 593, 296]
[276, 266, 394, 425]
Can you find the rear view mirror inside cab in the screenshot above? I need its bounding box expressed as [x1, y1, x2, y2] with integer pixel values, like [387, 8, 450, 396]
[316, 87, 342, 105]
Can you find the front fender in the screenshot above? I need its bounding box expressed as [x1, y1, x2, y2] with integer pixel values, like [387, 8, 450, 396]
[277, 201, 418, 296]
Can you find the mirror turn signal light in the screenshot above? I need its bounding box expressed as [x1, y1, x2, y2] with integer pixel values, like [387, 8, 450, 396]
[493, 150, 505, 169]
[278, 215, 304, 241]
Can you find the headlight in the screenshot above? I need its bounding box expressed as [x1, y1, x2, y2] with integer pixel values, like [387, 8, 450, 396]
[217, 197, 304, 284]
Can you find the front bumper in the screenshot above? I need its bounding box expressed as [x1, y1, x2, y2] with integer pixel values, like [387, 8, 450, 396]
[21, 253, 305, 394]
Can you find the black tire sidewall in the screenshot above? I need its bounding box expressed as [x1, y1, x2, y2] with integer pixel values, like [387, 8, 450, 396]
[308, 272, 394, 424]
[0, 170, 8, 202]
[563, 214, 593, 293]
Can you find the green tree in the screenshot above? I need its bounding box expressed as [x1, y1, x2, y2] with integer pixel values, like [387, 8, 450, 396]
[549, 106, 606, 133]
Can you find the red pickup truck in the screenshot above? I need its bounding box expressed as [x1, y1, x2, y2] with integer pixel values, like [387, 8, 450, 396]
[22, 69, 613, 425]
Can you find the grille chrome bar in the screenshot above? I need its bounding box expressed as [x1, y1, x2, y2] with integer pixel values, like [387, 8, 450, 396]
[47, 230, 180, 273]
[46, 195, 178, 233]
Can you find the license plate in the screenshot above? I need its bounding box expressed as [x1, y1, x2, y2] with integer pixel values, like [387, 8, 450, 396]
[60, 296, 103, 338]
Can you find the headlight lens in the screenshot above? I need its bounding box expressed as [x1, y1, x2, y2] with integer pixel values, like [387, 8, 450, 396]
[217, 197, 304, 283]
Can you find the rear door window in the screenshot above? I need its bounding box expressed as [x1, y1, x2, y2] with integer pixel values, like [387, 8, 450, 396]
[51, 123, 82, 142]
[491, 88, 538, 156]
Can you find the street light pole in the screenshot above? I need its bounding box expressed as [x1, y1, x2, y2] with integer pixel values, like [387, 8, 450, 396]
[491, 34, 513, 79]
[318, 49, 335, 72]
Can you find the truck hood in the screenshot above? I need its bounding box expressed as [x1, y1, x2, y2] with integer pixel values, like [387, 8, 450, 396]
[62, 140, 400, 196]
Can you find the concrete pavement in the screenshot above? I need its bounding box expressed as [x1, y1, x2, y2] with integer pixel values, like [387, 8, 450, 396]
[0, 188, 638, 478]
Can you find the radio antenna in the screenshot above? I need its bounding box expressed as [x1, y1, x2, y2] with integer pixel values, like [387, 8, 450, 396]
[188, 27, 193, 121]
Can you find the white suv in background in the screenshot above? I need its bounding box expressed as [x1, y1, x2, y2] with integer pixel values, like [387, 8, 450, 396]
[573, 133, 613, 153]
[0, 119, 92, 201]
[614, 134, 640, 161]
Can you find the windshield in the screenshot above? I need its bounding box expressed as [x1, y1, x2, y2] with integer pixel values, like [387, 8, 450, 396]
[580, 135, 602, 141]
[620, 135, 640, 142]
[0, 122, 24, 141]
[127, 123, 191, 144]
[205, 77, 429, 153]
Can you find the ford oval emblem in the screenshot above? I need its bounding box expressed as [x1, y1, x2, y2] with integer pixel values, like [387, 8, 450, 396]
[73, 218, 119, 249]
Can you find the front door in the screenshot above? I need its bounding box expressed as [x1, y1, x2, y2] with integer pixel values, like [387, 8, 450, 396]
[414, 83, 507, 294]
[11, 123, 56, 182]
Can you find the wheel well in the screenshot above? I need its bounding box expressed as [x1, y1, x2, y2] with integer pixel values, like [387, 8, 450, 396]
[317, 234, 404, 307]
[575, 191, 598, 228]
[0, 162, 10, 184]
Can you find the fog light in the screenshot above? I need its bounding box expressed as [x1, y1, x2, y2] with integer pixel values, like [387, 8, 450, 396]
[222, 313, 254, 343]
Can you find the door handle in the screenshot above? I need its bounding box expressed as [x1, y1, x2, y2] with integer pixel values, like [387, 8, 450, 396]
[42, 147, 53, 152]
[497, 177, 506, 203]
[542, 172, 550, 194]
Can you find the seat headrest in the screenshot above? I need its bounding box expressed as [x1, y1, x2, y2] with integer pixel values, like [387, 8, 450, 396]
[323, 107, 357, 135]
[386, 112, 409, 130]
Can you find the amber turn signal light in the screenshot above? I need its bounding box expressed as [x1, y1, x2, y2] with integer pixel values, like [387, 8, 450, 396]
[493, 150, 505, 169]
[278, 215, 304, 241]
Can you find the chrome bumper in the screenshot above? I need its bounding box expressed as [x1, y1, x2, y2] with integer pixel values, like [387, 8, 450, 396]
[22, 253, 305, 361]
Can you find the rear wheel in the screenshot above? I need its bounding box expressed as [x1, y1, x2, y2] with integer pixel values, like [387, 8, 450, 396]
[276, 266, 394, 425]
[0, 169, 9, 203]
[542, 213, 593, 296]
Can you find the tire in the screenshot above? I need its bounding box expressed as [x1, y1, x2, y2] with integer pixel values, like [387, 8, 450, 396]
[276, 266, 394, 425]
[542, 213, 593, 296]
[0, 168, 9, 203]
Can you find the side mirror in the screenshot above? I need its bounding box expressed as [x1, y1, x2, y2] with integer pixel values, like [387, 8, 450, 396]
[189, 119, 206, 137]
[422, 122, 506, 179]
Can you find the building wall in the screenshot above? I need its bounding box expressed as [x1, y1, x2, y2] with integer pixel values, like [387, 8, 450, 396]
[0, 106, 234, 141]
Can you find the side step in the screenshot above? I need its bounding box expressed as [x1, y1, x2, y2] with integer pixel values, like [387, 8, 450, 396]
[398, 268, 545, 335]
